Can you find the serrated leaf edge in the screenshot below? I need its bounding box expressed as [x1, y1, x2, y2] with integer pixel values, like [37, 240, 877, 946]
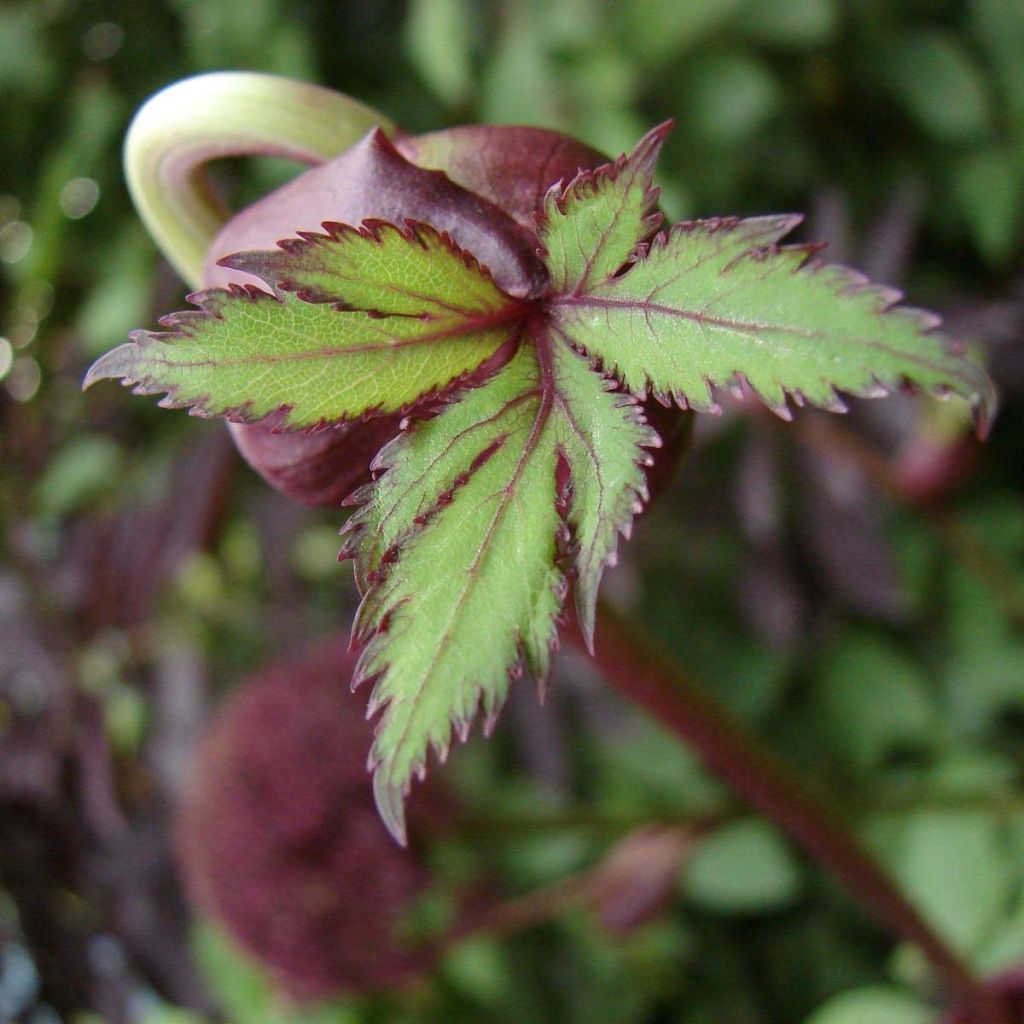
[550, 343, 662, 650]
[84, 284, 526, 430]
[552, 218, 997, 433]
[536, 120, 673, 294]
[221, 217, 515, 317]
[346, 394, 570, 843]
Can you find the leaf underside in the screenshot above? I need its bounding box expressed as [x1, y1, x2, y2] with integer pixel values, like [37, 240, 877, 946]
[84, 222, 523, 428]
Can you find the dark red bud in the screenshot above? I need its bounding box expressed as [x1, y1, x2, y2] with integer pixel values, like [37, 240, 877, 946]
[176, 638, 450, 1001]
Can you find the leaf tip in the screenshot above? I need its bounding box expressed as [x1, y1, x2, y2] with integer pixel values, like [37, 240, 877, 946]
[215, 250, 252, 273]
[373, 769, 409, 847]
[82, 341, 141, 391]
[575, 600, 597, 656]
[971, 381, 998, 439]
[645, 118, 676, 147]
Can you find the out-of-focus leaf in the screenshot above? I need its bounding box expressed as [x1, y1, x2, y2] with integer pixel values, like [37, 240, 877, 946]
[682, 52, 781, 145]
[953, 147, 1022, 267]
[0, 4, 55, 95]
[887, 31, 991, 142]
[192, 923, 284, 1024]
[34, 435, 121, 518]
[193, 923, 361, 1024]
[563, 43, 646, 157]
[894, 811, 1013, 957]
[139, 1005, 211, 1024]
[104, 684, 147, 755]
[975, 891, 1024, 975]
[598, 714, 726, 814]
[804, 986, 931, 1024]
[292, 525, 345, 581]
[441, 936, 511, 1007]
[556, 911, 659, 1024]
[404, 0, 474, 107]
[739, 0, 838, 48]
[616, 0, 742, 65]
[76, 226, 157, 356]
[945, 559, 1024, 731]
[927, 750, 1018, 797]
[970, 0, 1024, 128]
[684, 820, 802, 914]
[169, 0, 315, 78]
[815, 630, 937, 770]
[18, 81, 123, 284]
[479, 1, 562, 128]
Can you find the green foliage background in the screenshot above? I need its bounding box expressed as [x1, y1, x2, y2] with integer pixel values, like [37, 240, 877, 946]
[1, 1, 1022, 1022]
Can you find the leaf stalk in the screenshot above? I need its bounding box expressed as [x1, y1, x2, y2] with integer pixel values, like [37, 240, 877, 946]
[123, 72, 394, 287]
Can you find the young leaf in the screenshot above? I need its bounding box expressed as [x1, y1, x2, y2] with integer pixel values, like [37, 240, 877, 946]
[549, 214, 995, 427]
[347, 347, 563, 844]
[344, 340, 656, 843]
[84, 222, 526, 428]
[541, 132, 995, 428]
[222, 218, 512, 316]
[538, 121, 669, 293]
[549, 338, 657, 649]
[85, 111, 999, 855]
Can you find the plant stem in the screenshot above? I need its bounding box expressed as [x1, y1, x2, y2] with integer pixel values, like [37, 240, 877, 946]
[123, 72, 394, 287]
[578, 600, 1005, 1024]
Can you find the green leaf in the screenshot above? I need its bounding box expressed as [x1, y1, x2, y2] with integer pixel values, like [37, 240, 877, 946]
[551, 338, 656, 647]
[223, 218, 508, 316]
[549, 213, 996, 430]
[84, 221, 525, 428]
[348, 347, 562, 843]
[345, 339, 655, 842]
[404, 0, 474, 107]
[683, 819, 802, 914]
[894, 810, 1013, 957]
[538, 122, 668, 295]
[804, 986, 932, 1024]
[814, 629, 937, 771]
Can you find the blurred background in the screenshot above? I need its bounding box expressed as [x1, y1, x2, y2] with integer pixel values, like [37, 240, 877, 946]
[1, 1, 1023, 1022]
